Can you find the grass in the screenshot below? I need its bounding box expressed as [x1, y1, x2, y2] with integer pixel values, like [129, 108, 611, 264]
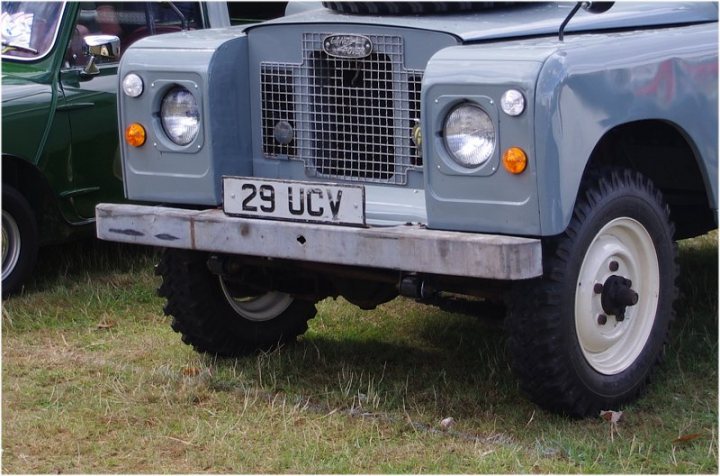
[2, 233, 717, 473]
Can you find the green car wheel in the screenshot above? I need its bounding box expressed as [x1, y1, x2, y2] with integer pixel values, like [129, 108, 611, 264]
[2, 186, 38, 296]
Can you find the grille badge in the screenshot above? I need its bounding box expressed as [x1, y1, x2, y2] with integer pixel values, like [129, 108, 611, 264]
[323, 34, 372, 59]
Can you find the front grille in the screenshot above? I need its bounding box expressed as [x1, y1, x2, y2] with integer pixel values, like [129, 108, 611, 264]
[261, 33, 423, 185]
[261, 65, 297, 158]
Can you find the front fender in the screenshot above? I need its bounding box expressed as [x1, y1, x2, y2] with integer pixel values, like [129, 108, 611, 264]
[535, 22, 718, 235]
[1, 81, 55, 166]
[119, 28, 251, 205]
[422, 43, 553, 235]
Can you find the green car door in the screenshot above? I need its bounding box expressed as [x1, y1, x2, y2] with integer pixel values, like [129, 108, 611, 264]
[1, 1, 224, 295]
[2, 1, 294, 295]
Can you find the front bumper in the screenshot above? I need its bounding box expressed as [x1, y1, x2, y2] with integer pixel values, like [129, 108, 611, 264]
[95, 204, 543, 280]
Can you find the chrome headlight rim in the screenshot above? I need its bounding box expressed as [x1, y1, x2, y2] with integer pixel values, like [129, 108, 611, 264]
[160, 85, 200, 146]
[443, 102, 496, 169]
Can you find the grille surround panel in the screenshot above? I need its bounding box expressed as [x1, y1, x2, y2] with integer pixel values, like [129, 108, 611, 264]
[261, 33, 423, 185]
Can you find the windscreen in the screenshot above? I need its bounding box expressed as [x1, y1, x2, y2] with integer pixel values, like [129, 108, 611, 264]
[1, 2, 65, 60]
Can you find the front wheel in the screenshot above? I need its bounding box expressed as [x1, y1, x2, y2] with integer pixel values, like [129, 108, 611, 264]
[157, 249, 317, 357]
[2, 186, 38, 297]
[507, 168, 678, 417]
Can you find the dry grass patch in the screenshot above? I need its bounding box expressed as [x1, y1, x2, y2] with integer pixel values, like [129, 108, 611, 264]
[2, 234, 717, 473]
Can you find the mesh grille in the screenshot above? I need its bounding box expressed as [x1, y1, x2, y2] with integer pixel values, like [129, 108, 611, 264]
[261, 33, 423, 185]
[262, 66, 296, 158]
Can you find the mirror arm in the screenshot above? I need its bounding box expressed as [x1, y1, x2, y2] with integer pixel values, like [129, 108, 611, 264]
[81, 55, 100, 76]
[559, 1, 615, 42]
[558, 2, 584, 42]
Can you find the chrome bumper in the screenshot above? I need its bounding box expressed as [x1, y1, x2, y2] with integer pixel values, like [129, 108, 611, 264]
[96, 204, 543, 280]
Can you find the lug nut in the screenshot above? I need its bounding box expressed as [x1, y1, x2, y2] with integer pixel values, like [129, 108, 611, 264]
[594, 283, 604, 294]
[597, 314, 608, 325]
[609, 261, 619, 272]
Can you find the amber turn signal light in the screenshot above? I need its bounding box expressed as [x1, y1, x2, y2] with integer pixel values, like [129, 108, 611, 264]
[125, 123, 146, 147]
[502, 147, 528, 174]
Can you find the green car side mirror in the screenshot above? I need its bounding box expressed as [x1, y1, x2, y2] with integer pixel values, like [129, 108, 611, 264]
[81, 34, 120, 75]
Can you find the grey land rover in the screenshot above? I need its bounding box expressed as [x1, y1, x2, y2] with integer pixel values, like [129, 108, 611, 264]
[96, 2, 718, 416]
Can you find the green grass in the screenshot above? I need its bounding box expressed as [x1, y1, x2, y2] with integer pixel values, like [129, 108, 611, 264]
[2, 233, 717, 473]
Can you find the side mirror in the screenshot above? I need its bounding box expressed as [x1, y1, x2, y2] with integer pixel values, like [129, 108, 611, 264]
[582, 2, 614, 14]
[81, 35, 120, 75]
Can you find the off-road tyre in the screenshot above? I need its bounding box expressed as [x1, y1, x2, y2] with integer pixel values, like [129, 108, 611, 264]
[322, 2, 511, 15]
[2, 186, 38, 297]
[506, 168, 678, 417]
[157, 249, 317, 357]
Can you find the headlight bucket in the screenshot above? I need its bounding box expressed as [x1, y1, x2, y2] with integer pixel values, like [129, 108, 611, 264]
[443, 103, 496, 168]
[160, 86, 200, 146]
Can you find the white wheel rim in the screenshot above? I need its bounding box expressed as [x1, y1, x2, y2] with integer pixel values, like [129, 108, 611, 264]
[219, 278, 293, 322]
[575, 217, 660, 375]
[2, 210, 21, 282]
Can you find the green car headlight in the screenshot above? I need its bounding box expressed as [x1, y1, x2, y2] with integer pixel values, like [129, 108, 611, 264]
[443, 103, 495, 168]
[160, 86, 199, 146]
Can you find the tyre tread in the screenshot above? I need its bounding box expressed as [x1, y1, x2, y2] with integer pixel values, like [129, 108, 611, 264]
[157, 249, 316, 357]
[321, 1, 512, 15]
[506, 167, 678, 417]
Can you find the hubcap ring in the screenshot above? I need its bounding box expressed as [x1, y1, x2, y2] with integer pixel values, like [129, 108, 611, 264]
[219, 278, 294, 322]
[2, 210, 21, 282]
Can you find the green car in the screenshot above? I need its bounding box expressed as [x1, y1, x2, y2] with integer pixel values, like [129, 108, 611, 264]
[1, 1, 293, 295]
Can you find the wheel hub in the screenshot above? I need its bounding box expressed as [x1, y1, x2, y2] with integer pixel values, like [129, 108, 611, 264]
[600, 275, 639, 321]
[219, 277, 294, 322]
[574, 217, 660, 375]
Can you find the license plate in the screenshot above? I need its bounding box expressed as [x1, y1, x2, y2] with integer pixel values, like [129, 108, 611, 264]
[223, 177, 365, 226]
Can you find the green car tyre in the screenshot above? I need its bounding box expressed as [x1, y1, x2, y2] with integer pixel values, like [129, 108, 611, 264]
[2, 186, 38, 296]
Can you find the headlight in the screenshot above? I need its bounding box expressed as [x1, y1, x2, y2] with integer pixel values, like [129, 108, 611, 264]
[443, 104, 495, 168]
[161, 86, 199, 146]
